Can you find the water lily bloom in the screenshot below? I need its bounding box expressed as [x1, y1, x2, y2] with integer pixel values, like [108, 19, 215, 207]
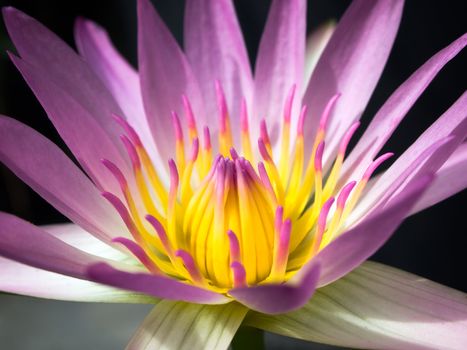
[1, 0, 466, 348]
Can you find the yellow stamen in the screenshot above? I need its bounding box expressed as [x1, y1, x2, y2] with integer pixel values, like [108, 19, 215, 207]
[102, 90, 390, 293]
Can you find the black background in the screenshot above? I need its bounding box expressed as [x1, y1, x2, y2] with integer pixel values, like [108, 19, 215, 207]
[0, 0, 466, 348]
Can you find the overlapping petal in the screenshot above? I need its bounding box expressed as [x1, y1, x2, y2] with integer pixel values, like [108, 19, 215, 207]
[229, 262, 320, 314]
[350, 91, 467, 222]
[341, 33, 467, 183]
[0, 223, 139, 302]
[87, 263, 230, 305]
[411, 142, 467, 214]
[247, 261, 467, 350]
[304, 21, 335, 87]
[74, 18, 163, 171]
[2, 7, 126, 157]
[0, 257, 154, 303]
[253, 0, 306, 144]
[137, 0, 204, 162]
[8, 54, 131, 196]
[184, 0, 252, 144]
[0, 116, 129, 243]
[0, 212, 136, 280]
[43, 223, 128, 261]
[302, 0, 403, 164]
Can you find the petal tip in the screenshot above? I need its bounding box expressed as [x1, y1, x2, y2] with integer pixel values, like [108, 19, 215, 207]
[230, 262, 321, 315]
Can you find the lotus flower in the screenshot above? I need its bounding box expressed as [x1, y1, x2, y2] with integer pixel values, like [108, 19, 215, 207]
[1, 0, 466, 349]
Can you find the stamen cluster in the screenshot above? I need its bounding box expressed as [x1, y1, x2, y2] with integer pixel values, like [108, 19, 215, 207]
[102, 83, 391, 292]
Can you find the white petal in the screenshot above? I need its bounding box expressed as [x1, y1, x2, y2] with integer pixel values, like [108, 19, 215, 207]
[42, 223, 128, 261]
[126, 300, 248, 350]
[304, 21, 335, 87]
[0, 256, 155, 303]
[247, 261, 467, 350]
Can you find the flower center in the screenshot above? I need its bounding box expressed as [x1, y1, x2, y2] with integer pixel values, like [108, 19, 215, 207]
[102, 84, 391, 292]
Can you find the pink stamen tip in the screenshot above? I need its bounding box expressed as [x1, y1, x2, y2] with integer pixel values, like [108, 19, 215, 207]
[171, 111, 184, 142]
[234, 158, 245, 181]
[145, 214, 170, 247]
[101, 191, 120, 205]
[190, 138, 199, 162]
[230, 147, 239, 160]
[275, 206, 284, 234]
[112, 114, 143, 147]
[121, 135, 141, 169]
[278, 218, 292, 257]
[337, 181, 357, 209]
[281, 218, 292, 236]
[203, 126, 212, 150]
[242, 159, 262, 184]
[215, 80, 228, 132]
[227, 230, 241, 263]
[363, 153, 394, 180]
[260, 119, 271, 146]
[112, 113, 126, 125]
[225, 158, 235, 185]
[258, 138, 272, 162]
[283, 84, 297, 123]
[318, 197, 335, 231]
[215, 159, 226, 199]
[339, 121, 360, 156]
[240, 98, 249, 132]
[181, 94, 196, 129]
[239, 158, 252, 177]
[297, 105, 308, 135]
[207, 154, 224, 181]
[175, 249, 203, 283]
[258, 161, 274, 192]
[101, 159, 127, 190]
[319, 93, 341, 130]
[312, 197, 335, 253]
[168, 159, 179, 188]
[314, 141, 325, 172]
[230, 261, 247, 288]
[101, 192, 139, 239]
[112, 237, 159, 274]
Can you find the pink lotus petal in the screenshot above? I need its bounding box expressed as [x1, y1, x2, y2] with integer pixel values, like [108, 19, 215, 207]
[305, 174, 433, 288]
[138, 0, 204, 162]
[341, 33, 467, 183]
[352, 91, 467, 221]
[8, 54, 131, 197]
[2, 7, 126, 154]
[253, 0, 306, 145]
[0, 116, 130, 244]
[302, 0, 403, 165]
[381, 137, 461, 211]
[0, 223, 144, 301]
[247, 261, 467, 350]
[74, 18, 162, 170]
[87, 262, 230, 304]
[0, 256, 154, 303]
[1, 2, 466, 336]
[184, 0, 253, 144]
[411, 142, 467, 214]
[0, 212, 132, 280]
[229, 262, 321, 315]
